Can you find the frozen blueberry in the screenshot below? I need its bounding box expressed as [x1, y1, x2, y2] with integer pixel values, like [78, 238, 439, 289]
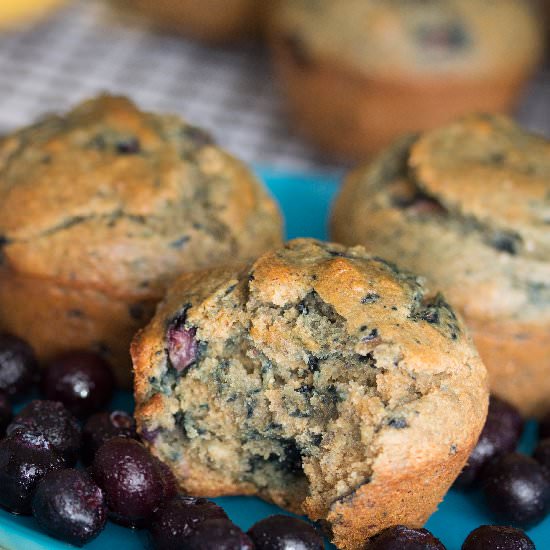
[183, 519, 254, 550]
[149, 496, 228, 549]
[41, 351, 115, 418]
[0, 333, 39, 399]
[462, 525, 535, 549]
[82, 410, 137, 465]
[7, 400, 81, 466]
[533, 438, 550, 477]
[0, 430, 64, 514]
[0, 390, 12, 437]
[91, 437, 167, 527]
[456, 395, 523, 488]
[32, 469, 107, 546]
[154, 455, 179, 502]
[248, 515, 323, 549]
[365, 525, 446, 549]
[482, 453, 550, 528]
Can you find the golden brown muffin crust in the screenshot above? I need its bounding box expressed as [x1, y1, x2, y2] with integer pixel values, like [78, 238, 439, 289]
[0, 95, 282, 298]
[410, 115, 550, 256]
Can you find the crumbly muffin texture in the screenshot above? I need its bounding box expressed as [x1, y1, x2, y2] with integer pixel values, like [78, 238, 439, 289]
[332, 114, 550, 415]
[133, 239, 488, 549]
[0, 95, 282, 383]
[273, 0, 543, 78]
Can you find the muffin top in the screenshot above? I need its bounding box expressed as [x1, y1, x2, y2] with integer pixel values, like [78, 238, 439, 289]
[133, 238, 487, 521]
[272, 0, 543, 79]
[332, 114, 550, 324]
[135, 237, 485, 401]
[0, 95, 282, 299]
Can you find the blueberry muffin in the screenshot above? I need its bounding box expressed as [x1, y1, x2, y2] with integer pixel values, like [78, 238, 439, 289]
[132, 239, 488, 550]
[129, 0, 263, 43]
[269, 0, 544, 159]
[332, 114, 550, 417]
[0, 95, 282, 387]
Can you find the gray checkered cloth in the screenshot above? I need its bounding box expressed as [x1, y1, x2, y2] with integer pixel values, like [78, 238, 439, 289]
[0, 0, 548, 174]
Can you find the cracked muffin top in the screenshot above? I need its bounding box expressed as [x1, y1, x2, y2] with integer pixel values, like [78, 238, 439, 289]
[0, 95, 283, 299]
[332, 114, 550, 324]
[133, 239, 487, 532]
[272, 0, 543, 78]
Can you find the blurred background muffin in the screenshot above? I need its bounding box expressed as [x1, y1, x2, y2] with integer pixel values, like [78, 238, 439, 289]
[0, 95, 283, 387]
[269, 0, 544, 160]
[123, 0, 264, 43]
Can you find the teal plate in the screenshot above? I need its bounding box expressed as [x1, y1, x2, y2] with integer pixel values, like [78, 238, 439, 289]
[0, 169, 547, 550]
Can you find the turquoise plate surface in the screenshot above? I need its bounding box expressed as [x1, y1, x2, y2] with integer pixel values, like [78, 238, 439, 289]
[0, 168, 547, 550]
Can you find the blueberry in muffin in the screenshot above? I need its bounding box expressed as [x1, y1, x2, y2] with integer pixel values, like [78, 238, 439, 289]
[0, 95, 283, 386]
[332, 114, 550, 416]
[132, 239, 488, 550]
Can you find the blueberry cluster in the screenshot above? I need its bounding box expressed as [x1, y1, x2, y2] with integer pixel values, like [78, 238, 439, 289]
[0, 333, 325, 549]
[0, 333, 129, 545]
[455, 395, 550, 532]
[0, 332, 545, 549]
